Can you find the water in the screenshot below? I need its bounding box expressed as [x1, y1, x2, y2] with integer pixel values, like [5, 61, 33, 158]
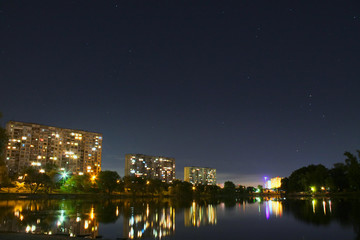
[0, 197, 359, 240]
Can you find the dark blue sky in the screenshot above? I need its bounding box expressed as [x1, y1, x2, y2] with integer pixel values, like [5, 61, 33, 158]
[1, 1, 360, 186]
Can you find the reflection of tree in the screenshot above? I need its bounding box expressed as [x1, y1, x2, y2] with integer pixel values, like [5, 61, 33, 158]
[95, 200, 118, 223]
[285, 198, 360, 239]
[284, 199, 332, 225]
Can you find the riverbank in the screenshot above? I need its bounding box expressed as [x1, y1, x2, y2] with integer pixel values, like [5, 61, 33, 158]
[1, 191, 359, 200]
[0, 232, 100, 240]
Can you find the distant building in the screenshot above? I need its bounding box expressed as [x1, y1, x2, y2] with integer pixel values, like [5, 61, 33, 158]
[184, 166, 216, 185]
[125, 154, 175, 183]
[265, 176, 283, 189]
[5, 121, 102, 176]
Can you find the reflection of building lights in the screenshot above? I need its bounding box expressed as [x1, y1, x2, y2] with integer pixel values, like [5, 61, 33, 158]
[116, 206, 119, 217]
[329, 200, 332, 213]
[185, 202, 217, 227]
[323, 200, 326, 215]
[265, 200, 283, 219]
[84, 220, 89, 229]
[90, 207, 95, 220]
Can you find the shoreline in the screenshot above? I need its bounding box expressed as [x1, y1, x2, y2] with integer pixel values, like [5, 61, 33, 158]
[1, 191, 359, 200]
[0, 232, 100, 240]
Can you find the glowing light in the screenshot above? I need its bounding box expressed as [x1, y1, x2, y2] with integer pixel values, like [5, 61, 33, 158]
[312, 199, 316, 213]
[39, 169, 45, 173]
[90, 207, 95, 220]
[61, 171, 68, 179]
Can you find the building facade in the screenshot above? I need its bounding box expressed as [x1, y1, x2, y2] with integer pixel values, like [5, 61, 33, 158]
[184, 166, 216, 185]
[5, 121, 102, 175]
[125, 154, 175, 183]
[264, 176, 283, 189]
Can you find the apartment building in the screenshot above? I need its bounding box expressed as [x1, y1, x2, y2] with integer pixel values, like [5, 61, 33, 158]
[5, 121, 102, 175]
[125, 154, 175, 183]
[184, 166, 216, 185]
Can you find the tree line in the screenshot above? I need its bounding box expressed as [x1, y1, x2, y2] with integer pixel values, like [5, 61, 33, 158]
[281, 151, 360, 193]
[4, 165, 254, 197]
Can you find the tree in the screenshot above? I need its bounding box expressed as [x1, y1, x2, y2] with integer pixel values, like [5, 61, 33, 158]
[123, 176, 146, 195]
[62, 174, 92, 193]
[328, 163, 349, 192]
[170, 180, 193, 197]
[23, 167, 52, 193]
[147, 179, 168, 195]
[96, 171, 120, 194]
[236, 185, 246, 194]
[204, 184, 220, 196]
[280, 177, 289, 192]
[223, 181, 236, 195]
[246, 186, 256, 193]
[344, 151, 360, 191]
[286, 164, 330, 193]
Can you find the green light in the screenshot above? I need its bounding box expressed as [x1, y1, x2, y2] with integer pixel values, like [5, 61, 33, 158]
[310, 186, 316, 192]
[61, 172, 68, 179]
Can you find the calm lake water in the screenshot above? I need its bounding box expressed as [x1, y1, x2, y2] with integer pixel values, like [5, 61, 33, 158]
[0, 197, 359, 240]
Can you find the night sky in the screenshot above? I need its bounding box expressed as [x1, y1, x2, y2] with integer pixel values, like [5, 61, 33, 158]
[1, 1, 360, 186]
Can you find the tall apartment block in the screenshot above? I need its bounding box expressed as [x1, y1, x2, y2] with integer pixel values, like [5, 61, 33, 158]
[125, 154, 175, 183]
[5, 121, 102, 175]
[184, 166, 216, 185]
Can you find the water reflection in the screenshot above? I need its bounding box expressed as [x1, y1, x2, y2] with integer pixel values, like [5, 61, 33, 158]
[0, 200, 99, 238]
[265, 200, 283, 219]
[184, 201, 217, 227]
[0, 197, 359, 239]
[123, 201, 175, 239]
